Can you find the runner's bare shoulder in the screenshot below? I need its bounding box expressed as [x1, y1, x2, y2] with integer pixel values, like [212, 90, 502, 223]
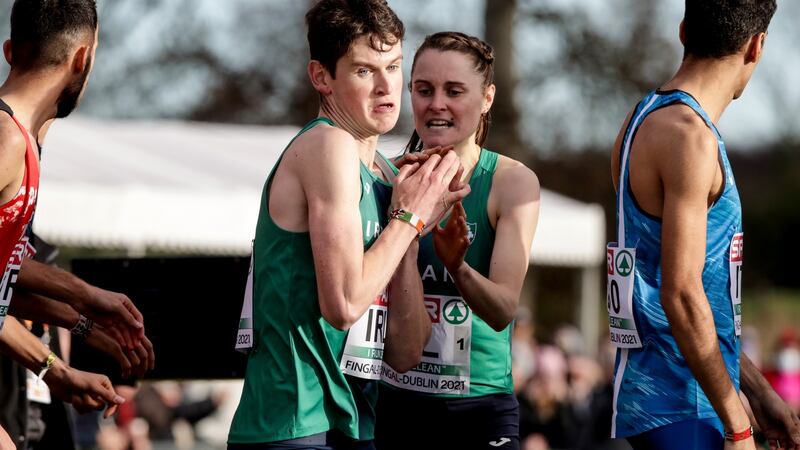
[287, 122, 361, 182]
[637, 104, 718, 163]
[0, 115, 27, 189]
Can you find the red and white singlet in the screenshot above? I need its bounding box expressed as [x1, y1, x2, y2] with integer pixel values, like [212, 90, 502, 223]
[0, 100, 40, 330]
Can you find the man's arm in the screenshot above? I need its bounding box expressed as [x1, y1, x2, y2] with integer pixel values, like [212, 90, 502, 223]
[383, 240, 430, 373]
[8, 288, 79, 328]
[302, 129, 468, 330]
[8, 290, 154, 377]
[0, 315, 124, 417]
[17, 258, 144, 348]
[657, 118, 752, 439]
[440, 164, 540, 331]
[741, 353, 800, 449]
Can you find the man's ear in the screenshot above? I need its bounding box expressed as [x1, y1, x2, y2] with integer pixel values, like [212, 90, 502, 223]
[308, 60, 333, 96]
[70, 44, 90, 74]
[744, 32, 766, 64]
[679, 20, 686, 46]
[3, 40, 12, 65]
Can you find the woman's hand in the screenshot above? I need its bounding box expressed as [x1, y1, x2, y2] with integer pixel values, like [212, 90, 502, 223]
[433, 201, 470, 273]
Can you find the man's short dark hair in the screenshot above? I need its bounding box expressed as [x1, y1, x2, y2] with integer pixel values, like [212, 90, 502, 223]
[683, 0, 777, 59]
[10, 0, 98, 71]
[306, 0, 404, 78]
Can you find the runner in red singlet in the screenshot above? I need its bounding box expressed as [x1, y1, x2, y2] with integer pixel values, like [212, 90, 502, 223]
[0, 1, 155, 442]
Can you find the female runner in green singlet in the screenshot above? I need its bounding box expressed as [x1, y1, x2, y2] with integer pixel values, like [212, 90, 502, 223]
[376, 32, 540, 450]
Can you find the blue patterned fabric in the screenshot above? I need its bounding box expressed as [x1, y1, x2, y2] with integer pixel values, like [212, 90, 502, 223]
[611, 90, 742, 438]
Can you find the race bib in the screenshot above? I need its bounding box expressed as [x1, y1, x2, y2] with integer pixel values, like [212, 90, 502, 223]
[729, 233, 743, 337]
[235, 251, 254, 352]
[606, 244, 642, 348]
[381, 294, 471, 394]
[340, 289, 388, 380]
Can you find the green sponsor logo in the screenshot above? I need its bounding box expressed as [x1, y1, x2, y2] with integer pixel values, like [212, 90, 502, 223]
[345, 346, 384, 360]
[608, 316, 636, 330]
[0, 305, 7, 316]
[734, 304, 742, 315]
[443, 299, 469, 325]
[615, 250, 634, 277]
[238, 318, 252, 329]
[412, 361, 465, 376]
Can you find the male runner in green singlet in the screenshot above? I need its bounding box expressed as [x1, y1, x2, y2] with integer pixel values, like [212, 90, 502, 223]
[227, 1, 470, 449]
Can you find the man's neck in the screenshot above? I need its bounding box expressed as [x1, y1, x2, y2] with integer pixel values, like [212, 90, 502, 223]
[0, 71, 60, 136]
[317, 105, 380, 170]
[660, 56, 744, 124]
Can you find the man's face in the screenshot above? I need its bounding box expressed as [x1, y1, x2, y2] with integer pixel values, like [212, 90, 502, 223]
[56, 28, 98, 119]
[325, 35, 403, 137]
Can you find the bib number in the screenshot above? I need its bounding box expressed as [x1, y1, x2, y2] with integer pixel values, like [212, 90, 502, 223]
[340, 290, 389, 380]
[729, 233, 743, 337]
[381, 294, 471, 394]
[606, 244, 642, 348]
[235, 250, 254, 352]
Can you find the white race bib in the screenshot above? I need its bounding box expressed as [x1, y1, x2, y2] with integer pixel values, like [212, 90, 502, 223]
[235, 250, 254, 352]
[340, 290, 388, 380]
[606, 244, 642, 348]
[381, 294, 471, 394]
[729, 233, 743, 337]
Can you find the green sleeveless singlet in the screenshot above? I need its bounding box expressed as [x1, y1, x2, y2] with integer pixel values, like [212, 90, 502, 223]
[228, 117, 395, 443]
[381, 149, 511, 398]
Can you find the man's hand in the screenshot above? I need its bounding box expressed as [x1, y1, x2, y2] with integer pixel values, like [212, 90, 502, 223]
[76, 285, 144, 349]
[748, 385, 800, 449]
[393, 145, 453, 170]
[17, 259, 145, 349]
[392, 151, 470, 226]
[84, 325, 155, 379]
[44, 363, 125, 418]
[433, 201, 469, 272]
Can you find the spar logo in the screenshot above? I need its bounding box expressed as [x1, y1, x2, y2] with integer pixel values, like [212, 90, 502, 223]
[730, 234, 744, 262]
[424, 296, 441, 323]
[615, 250, 633, 277]
[443, 299, 469, 325]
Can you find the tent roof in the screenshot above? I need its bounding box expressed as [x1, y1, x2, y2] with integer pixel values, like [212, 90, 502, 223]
[35, 117, 605, 267]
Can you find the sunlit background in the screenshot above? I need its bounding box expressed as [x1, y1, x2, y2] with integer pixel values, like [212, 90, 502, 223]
[1, 1, 798, 449]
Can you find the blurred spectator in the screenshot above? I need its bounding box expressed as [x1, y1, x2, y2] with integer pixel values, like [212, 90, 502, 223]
[519, 344, 572, 449]
[515, 324, 631, 450]
[554, 325, 586, 357]
[741, 325, 763, 369]
[134, 381, 222, 447]
[772, 328, 800, 412]
[513, 307, 537, 393]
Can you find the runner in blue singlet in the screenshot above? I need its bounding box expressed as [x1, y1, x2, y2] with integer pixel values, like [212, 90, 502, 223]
[608, 2, 799, 450]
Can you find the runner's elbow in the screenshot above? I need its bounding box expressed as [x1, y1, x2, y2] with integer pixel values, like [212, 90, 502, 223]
[319, 297, 360, 330]
[660, 284, 705, 318]
[485, 299, 516, 332]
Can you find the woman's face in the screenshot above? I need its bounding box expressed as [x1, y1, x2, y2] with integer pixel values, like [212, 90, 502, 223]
[410, 49, 493, 149]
